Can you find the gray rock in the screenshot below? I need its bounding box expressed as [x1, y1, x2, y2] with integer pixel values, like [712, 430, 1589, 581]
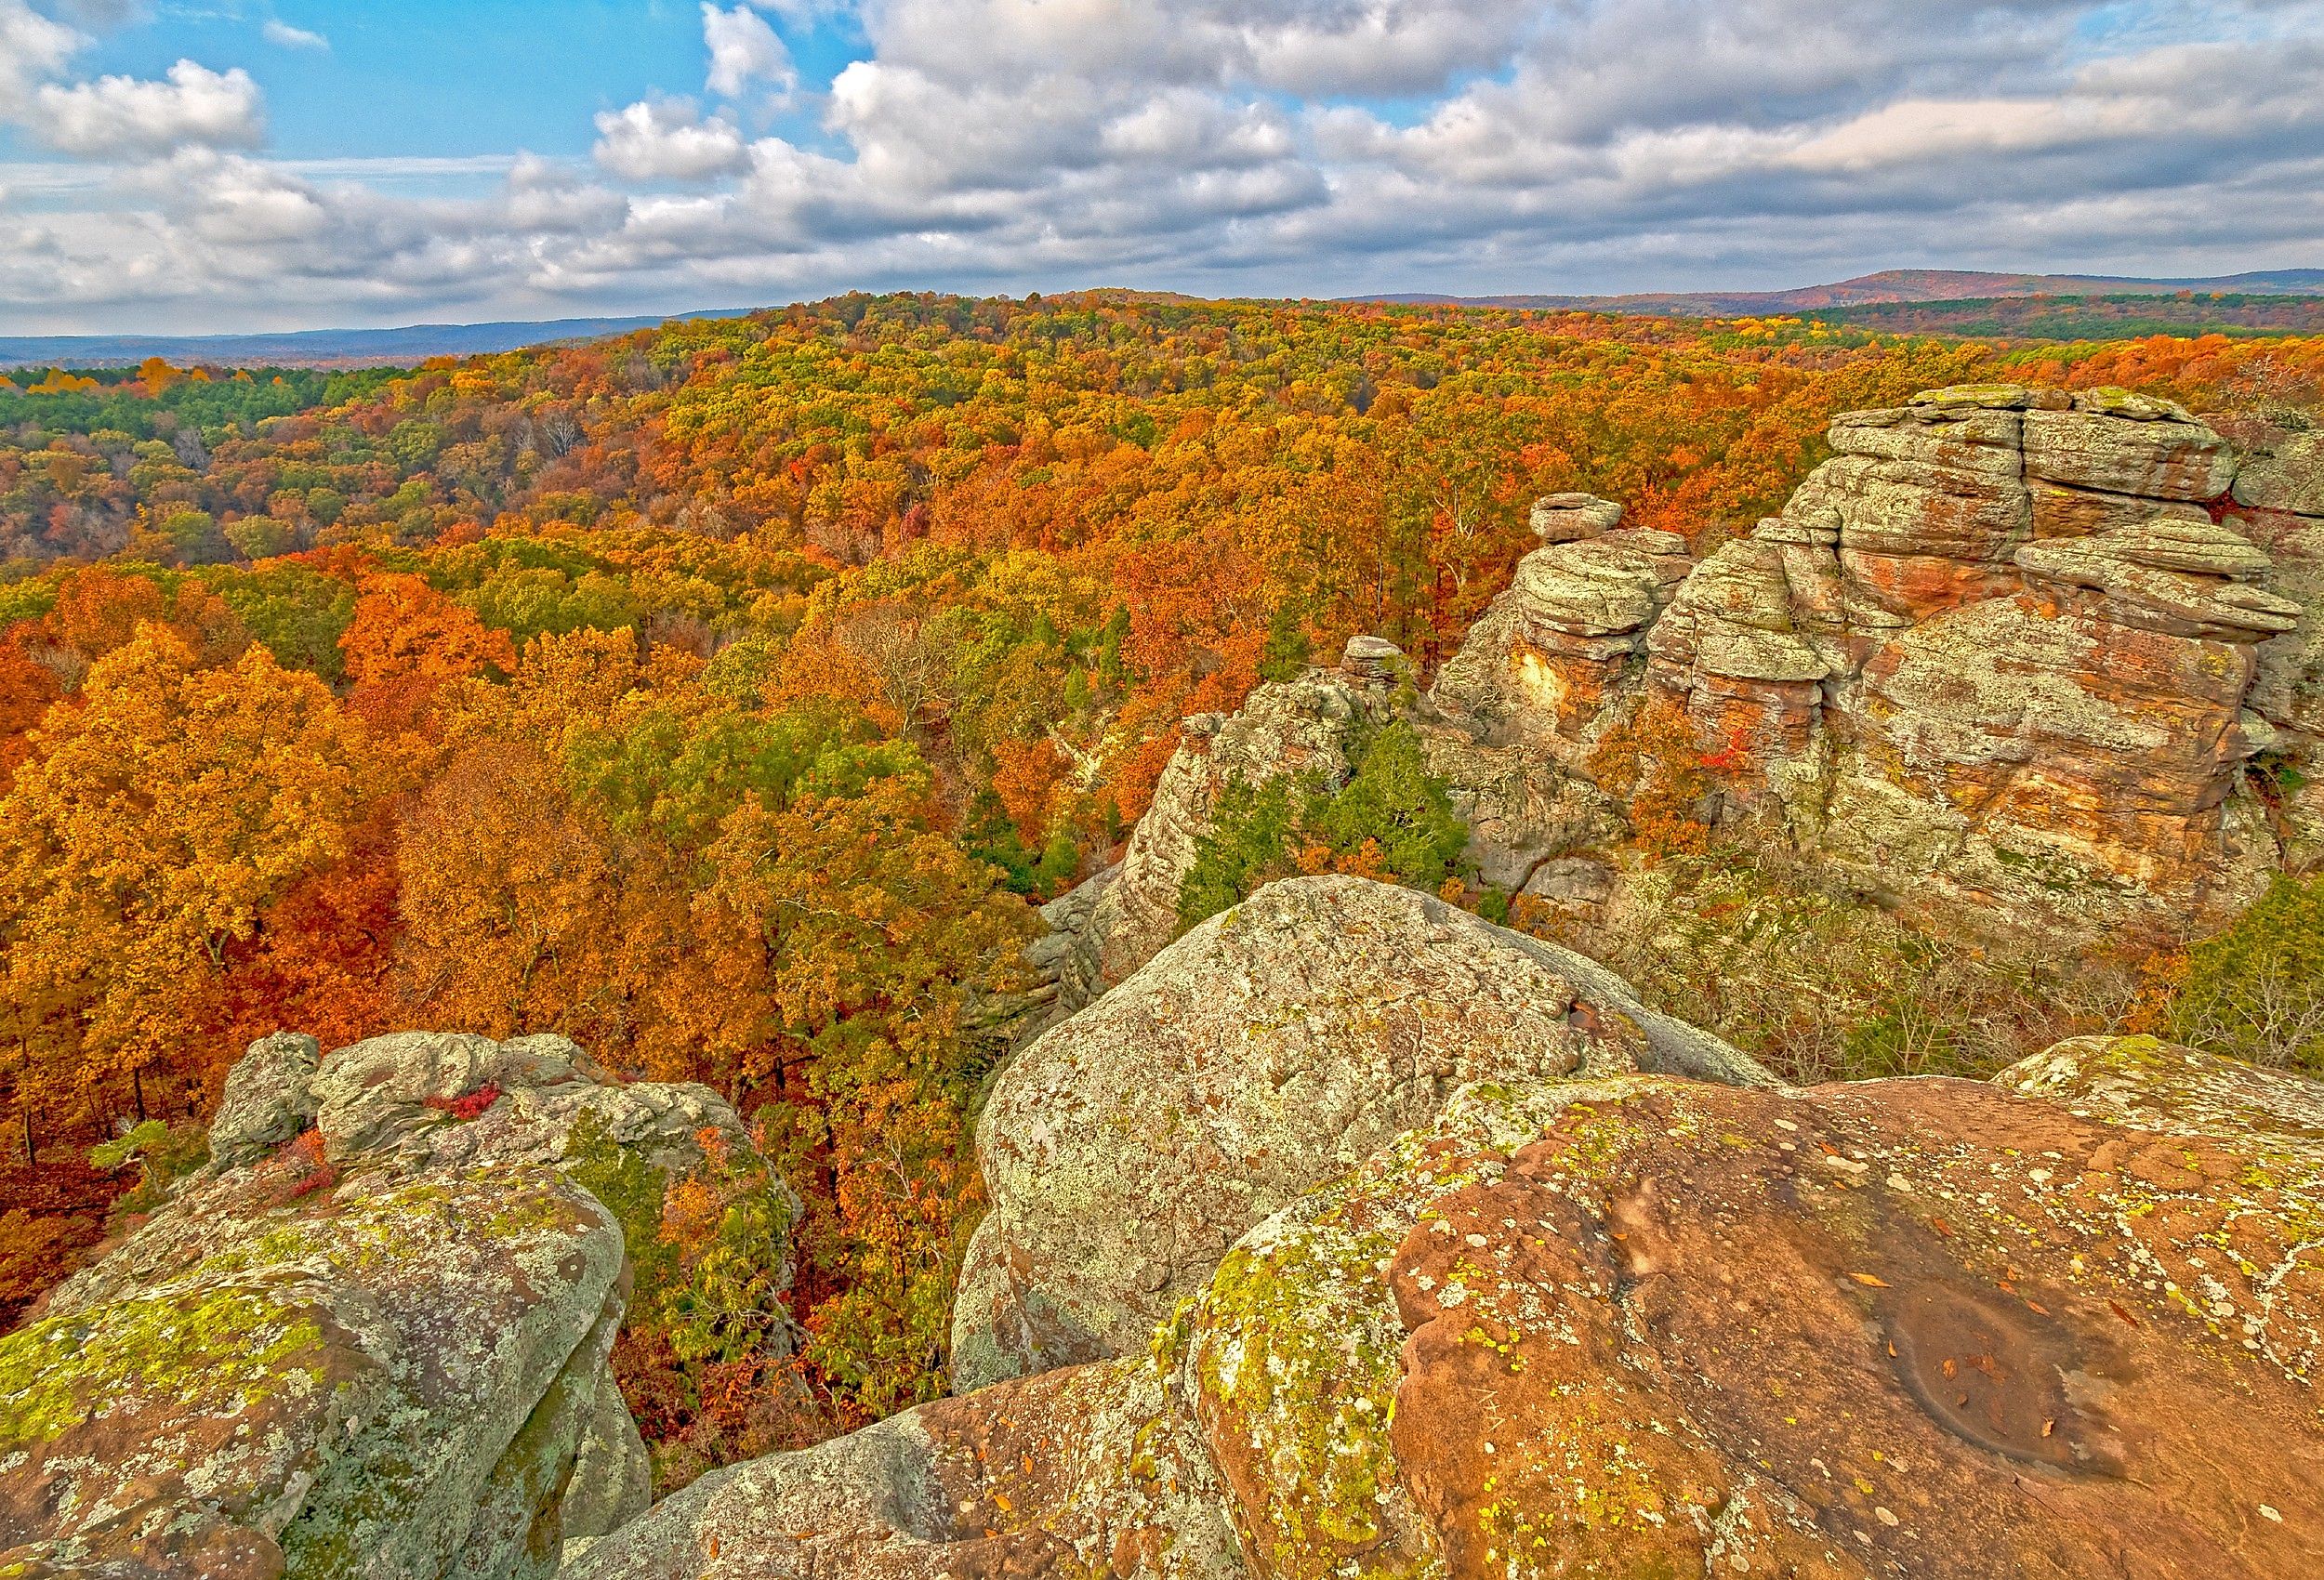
[1521, 855, 1616, 905]
[1034, 671, 1378, 1015]
[2022, 405, 2237, 501]
[4, 1029, 781, 1580]
[2234, 427, 2324, 519]
[560, 1357, 1242, 1580]
[1529, 493, 1624, 541]
[6, 1165, 626, 1580]
[309, 1029, 751, 1182]
[2016, 527, 2300, 641]
[560, 1367, 654, 1548]
[952, 875, 1768, 1389]
[1340, 633, 1404, 683]
[205, 1031, 321, 1171]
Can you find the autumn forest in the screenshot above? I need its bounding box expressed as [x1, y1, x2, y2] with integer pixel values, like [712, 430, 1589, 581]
[3, 292, 2319, 1481]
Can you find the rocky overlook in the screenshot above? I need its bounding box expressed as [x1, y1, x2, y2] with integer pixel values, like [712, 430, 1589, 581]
[0, 1033, 774, 1578]
[13, 888, 2324, 1578]
[5, 385, 2321, 1579]
[573, 888, 2324, 1580]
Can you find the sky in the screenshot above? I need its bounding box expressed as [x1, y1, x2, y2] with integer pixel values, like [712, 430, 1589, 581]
[2, 1, 2323, 334]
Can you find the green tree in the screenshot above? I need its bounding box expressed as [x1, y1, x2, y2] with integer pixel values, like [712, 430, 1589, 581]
[2170, 875, 2324, 1073]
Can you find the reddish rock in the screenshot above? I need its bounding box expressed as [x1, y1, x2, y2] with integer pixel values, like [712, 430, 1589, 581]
[1377, 1066, 2324, 1577]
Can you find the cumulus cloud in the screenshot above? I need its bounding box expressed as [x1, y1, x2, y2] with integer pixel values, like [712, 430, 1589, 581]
[32, 59, 265, 158]
[7, 0, 2324, 330]
[261, 19, 330, 51]
[593, 99, 751, 181]
[0, 0, 80, 100]
[703, 2, 795, 99]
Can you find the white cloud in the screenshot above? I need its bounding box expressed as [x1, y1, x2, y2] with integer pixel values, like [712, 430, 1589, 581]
[0, 0, 80, 101]
[703, 2, 795, 100]
[8, 0, 2324, 331]
[593, 99, 751, 181]
[33, 59, 266, 158]
[261, 19, 330, 51]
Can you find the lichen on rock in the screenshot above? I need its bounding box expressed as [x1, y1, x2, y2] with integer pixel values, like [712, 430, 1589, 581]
[0, 1028, 779, 1580]
[953, 875, 1767, 1392]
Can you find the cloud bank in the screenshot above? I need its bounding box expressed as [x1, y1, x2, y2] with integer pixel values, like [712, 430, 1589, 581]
[3, 0, 2323, 330]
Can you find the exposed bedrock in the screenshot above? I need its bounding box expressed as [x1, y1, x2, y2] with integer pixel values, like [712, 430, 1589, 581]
[574, 923, 2324, 1580]
[952, 875, 1767, 1392]
[0, 1032, 782, 1580]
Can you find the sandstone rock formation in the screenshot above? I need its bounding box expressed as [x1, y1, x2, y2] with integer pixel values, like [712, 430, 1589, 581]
[1176, 1036, 2324, 1577]
[1432, 386, 2322, 938]
[569, 912, 2324, 1579]
[952, 876, 1768, 1391]
[1036, 668, 1391, 1016]
[561, 1357, 1244, 1580]
[0, 1031, 776, 1580]
[1031, 498, 1645, 1014]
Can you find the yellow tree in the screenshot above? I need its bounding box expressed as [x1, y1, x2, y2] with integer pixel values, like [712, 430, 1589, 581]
[0, 625, 363, 1135]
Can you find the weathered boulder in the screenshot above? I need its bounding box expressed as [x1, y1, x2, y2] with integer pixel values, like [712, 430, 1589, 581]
[1, 1168, 627, 1580]
[205, 1030, 323, 1171]
[951, 876, 1767, 1391]
[1419, 385, 2320, 937]
[1180, 1040, 2324, 1578]
[2233, 424, 2324, 519]
[2014, 520, 2299, 641]
[0, 1031, 768, 1580]
[586, 1012, 2324, 1580]
[308, 1030, 749, 1180]
[1038, 672, 1383, 1018]
[1338, 633, 1405, 685]
[2023, 396, 2238, 500]
[1529, 491, 1624, 542]
[560, 1357, 1243, 1580]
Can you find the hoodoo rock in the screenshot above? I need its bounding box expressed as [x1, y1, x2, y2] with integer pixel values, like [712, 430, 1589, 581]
[952, 876, 1768, 1391]
[0, 1032, 782, 1580]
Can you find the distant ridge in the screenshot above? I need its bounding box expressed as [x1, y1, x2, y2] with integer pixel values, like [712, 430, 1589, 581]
[0, 309, 763, 370]
[1364, 268, 2324, 316]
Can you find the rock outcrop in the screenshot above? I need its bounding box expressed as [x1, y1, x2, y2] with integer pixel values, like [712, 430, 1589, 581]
[1037, 666, 1392, 1016]
[574, 897, 2324, 1578]
[1432, 386, 2322, 938]
[0, 1032, 778, 1580]
[952, 876, 1767, 1391]
[561, 1356, 1244, 1580]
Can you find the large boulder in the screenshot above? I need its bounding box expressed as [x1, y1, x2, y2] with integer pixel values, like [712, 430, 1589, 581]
[0, 1031, 775, 1580]
[569, 1022, 2324, 1580]
[1179, 1040, 2324, 1578]
[951, 876, 1767, 1391]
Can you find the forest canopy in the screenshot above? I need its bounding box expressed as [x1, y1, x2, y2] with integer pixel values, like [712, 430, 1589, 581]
[3, 290, 2317, 1470]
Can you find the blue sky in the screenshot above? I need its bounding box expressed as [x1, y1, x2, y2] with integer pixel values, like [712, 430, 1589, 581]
[3, 1, 2322, 333]
[65, 4, 853, 163]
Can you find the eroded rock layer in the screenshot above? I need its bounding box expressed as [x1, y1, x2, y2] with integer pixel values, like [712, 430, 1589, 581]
[954, 875, 1766, 1391]
[1420, 385, 2318, 938]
